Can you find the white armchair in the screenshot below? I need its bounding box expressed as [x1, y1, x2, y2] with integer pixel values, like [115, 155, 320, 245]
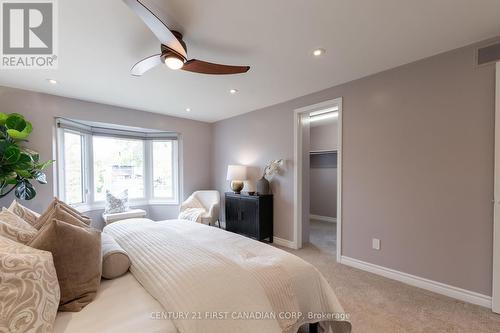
[179, 191, 220, 226]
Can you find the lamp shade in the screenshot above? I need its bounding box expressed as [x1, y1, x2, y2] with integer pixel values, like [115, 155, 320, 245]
[226, 165, 247, 181]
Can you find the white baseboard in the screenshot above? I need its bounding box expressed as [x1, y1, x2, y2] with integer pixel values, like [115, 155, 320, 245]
[273, 237, 298, 249]
[310, 214, 337, 223]
[340, 256, 492, 308]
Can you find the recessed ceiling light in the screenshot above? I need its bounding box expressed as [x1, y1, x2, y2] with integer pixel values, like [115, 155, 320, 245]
[229, 89, 238, 94]
[312, 48, 325, 57]
[47, 79, 58, 84]
[185, 108, 191, 112]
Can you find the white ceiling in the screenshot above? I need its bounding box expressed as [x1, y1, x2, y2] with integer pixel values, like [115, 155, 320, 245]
[1, 0, 500, 123]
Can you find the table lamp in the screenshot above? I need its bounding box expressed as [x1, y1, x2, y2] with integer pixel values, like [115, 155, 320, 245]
[226, 165, 247, 194]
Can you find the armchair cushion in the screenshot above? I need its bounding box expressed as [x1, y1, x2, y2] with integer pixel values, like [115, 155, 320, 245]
[179, 191, 220, 226]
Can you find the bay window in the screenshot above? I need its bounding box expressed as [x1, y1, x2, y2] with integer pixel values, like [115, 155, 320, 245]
[56, 118, 180, 209]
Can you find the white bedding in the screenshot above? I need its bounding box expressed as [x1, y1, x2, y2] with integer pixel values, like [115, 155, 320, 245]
[53, 273, 177, 333]
[104, 219, 351, 333]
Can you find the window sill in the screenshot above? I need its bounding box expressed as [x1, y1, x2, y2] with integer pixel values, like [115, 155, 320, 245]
[73, 200, 179, 213]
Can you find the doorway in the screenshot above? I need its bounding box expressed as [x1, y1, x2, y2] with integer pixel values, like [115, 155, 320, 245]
[294, 98, 342, 261]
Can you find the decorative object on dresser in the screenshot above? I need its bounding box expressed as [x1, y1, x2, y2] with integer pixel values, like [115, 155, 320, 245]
[226, 165, 248, 194]
[256, 159, 284, 195]
[225, 192, 273, 242]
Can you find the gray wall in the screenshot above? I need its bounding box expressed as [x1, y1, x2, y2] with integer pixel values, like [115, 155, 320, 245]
[310, 119, 339, 151]
[310, 153, 337, 218]
[310, 120, 338, 218]
[0, 87, 213, 229]
[212, 40, 495, 296]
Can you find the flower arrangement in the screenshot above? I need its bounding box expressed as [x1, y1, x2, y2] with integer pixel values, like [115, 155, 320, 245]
[0, 113, 53, 200]
[263, 159, 284, 179]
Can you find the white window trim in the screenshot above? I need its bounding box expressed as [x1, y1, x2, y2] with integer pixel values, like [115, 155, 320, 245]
[56, 122, 181, 212]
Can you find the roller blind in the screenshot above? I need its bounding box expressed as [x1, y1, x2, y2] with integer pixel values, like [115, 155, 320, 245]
[56, 117, 178, 140]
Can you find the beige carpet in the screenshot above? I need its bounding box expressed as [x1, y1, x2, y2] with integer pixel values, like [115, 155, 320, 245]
[280, 220, 500, 333]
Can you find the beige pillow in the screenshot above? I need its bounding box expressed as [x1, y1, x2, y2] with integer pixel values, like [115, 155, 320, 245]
[55, 199, 92, 225]
[0, 208, 37, 244]
[0, 235, 60, 332]
[8, 200, 40, 226]
[34, 202, 91, 230]
[29, 219, 102, 312]
[101, 232, 131, 279]
[33, 198, 59, 229]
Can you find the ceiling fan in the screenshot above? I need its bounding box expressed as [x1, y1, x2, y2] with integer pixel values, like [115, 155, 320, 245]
[123, 0, 250, 76]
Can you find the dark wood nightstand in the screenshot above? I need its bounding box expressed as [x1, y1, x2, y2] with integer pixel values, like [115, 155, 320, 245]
[224, 192, 273, 243]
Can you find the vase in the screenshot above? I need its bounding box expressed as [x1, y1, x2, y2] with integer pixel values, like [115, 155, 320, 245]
[256, 176, 270, 195]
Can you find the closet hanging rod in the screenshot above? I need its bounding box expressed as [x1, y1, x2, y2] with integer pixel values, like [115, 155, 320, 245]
[309, 149, 338, 155]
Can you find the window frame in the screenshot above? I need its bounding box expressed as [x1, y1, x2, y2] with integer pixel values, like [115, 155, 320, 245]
[56, 125, 180, 211]
[91, 135, 147, 203]
[57, 128, 88, 206]
[149, 140, 179, 203]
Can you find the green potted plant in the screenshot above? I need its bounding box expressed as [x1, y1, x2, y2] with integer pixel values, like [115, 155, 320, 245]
[0, 113, 53, 200]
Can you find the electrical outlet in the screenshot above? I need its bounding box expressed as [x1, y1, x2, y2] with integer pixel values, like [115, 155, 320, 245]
[372, 238, 381, 251]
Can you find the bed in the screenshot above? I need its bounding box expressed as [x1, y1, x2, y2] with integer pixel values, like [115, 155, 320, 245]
[55, 218, 350, 333]
[54, 273, 177, 333]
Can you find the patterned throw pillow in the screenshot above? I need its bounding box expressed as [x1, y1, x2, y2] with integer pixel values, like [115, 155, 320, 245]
[0, 208, 37, 244]
[0, 235, 60, 332]
[8, 200, 40, 227]
[105, 190, 129, 214]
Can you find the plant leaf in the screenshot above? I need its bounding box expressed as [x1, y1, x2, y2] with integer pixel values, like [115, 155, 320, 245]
[3, 145, 20, 164]
[15, 169, 31, 178]
[36, 160, 54, 170]
[5, 177, 18, 185]
[32, 171, 47, 184]
[0, 113, 7, 126]
[15, 181, 36, 200]
[7, 128, 30, 140]
[0, 171, 18, 184]
[0, 140, 9, 154]
[5, 114, 26, 131]
[18, 153, 32, 164]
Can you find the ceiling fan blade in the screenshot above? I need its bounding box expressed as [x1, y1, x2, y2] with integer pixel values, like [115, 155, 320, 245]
[123, 0, 187, 58]
[131, 54, 162, 76]
[182, 59, 250, 75]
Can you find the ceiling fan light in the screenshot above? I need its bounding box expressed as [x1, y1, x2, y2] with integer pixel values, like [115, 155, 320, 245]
[165, 56, 184, 70]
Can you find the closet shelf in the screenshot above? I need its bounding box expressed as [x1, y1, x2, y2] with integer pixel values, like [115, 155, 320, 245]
[309, 149, 338, 155]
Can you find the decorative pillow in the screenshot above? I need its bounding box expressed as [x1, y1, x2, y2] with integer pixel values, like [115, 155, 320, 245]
[0, 208, 37, 244]
[101, 232, 131, 279]
[105, 190, 129, 214]
[34, 199, 91, 230]
[55, 199, 91, 225]
[8, 200, 40, 227]
[0, 235, 60, 332]
[29, 219, 102, 312]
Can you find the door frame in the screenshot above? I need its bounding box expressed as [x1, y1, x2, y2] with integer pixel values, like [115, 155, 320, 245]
[493, 62, 500, 313]
[293, 97, 343, 262]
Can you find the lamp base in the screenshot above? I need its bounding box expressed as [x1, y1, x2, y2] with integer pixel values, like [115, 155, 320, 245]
[230, 180, 244, 194]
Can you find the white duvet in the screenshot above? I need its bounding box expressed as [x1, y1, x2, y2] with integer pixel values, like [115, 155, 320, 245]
[104, 219, 351, 333]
